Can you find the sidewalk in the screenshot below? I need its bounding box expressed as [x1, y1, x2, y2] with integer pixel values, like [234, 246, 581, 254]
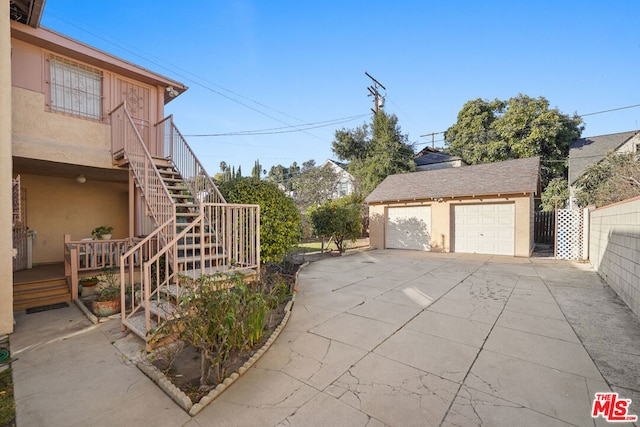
[10, 251, 640, 426]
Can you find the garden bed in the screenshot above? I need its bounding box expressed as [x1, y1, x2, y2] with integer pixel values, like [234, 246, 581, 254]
[139, 262, 303, 416]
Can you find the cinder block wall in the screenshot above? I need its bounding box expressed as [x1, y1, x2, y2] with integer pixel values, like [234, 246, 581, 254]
[589, 196, 640, 319]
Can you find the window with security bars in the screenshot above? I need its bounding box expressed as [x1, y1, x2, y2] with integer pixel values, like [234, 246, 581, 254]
[49, 55, 102, 120]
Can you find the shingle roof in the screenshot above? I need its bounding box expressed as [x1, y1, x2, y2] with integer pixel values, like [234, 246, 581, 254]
[365, 157, 540, 204]
[568, 131, 640, 185]
[414, 151, 463, 167]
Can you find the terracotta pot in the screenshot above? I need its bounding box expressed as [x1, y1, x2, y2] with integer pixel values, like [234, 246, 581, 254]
[92, 299, 121, 317]
[81, 279, 99, 287]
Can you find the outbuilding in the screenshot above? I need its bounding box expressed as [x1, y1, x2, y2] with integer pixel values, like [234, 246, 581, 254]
[365, 157, 540, 257]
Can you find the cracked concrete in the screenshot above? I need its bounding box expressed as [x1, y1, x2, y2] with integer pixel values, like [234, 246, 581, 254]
[10, 250, 640, 426]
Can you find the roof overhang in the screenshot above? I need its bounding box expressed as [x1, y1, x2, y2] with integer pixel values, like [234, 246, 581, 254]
[10, 21, 188, 104]
[10, 0, 45, 28]
[366, 192, 534, 205]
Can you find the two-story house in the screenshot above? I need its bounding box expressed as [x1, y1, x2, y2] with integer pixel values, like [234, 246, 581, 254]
[4, 0, 259, 346]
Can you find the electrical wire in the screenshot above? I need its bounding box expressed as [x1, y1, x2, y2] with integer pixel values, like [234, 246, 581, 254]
[184, 114, 370, 137]
[43, 13, 335, 140]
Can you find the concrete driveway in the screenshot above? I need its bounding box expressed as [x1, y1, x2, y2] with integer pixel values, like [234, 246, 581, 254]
[195, 250, 640, 426]
[11, 250, 640, 426]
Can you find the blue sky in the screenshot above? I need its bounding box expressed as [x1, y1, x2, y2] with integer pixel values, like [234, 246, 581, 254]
[41, 1, 640, 176]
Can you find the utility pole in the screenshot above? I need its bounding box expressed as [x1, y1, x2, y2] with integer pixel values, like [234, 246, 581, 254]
[419, 131, 445, 149]
[365, 71, 386, 114]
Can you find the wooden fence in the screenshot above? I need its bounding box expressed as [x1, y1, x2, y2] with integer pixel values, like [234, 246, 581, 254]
[534, 211, 555, 244]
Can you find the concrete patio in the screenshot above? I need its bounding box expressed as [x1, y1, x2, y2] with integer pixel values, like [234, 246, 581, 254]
[10, 250, 640, 426]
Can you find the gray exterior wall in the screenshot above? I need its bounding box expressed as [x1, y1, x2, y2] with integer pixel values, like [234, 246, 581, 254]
[589, 196, 640, 319]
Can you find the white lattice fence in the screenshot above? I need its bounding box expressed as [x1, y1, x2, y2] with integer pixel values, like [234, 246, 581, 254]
[555, 209, 583, 260]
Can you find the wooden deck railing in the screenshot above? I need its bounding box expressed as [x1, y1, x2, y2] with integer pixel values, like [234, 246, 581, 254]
[156, 115, 225, 205]
[64, 235, 138, 300]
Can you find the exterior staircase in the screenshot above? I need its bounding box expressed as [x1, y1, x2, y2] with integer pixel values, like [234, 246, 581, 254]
[109, 103, 260, 350]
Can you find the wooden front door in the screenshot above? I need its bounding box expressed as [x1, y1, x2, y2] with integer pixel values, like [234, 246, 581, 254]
[115, 79, 161, 156]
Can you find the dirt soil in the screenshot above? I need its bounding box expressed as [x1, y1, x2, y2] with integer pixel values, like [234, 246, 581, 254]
[150, 262, 299, 403]
[151, 299, 289, 402]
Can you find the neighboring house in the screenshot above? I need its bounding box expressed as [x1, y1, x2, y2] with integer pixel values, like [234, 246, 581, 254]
[323, 159, 356, 198]
[568, 130, 640, 207]
[365, 157, 540, 257]
[6, 1, 259, 346]
[414, 146, 466, 171]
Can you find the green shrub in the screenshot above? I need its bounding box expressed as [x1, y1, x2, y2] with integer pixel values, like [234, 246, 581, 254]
[306, 194, 362, 253]
[218, 178, 302, 263]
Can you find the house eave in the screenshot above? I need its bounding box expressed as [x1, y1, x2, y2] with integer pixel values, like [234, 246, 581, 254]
[10, 21, 188, 104]
[366, 192, 533, 205]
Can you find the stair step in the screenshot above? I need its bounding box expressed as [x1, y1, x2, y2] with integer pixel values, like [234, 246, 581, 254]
[157, 169, 180, 176]
[178, 253, 226, 263]
[13, 277, 67, 291]
[14, 281, 69, 300]
[159, 284, 190, 299]
[14, 293, 71, 311]
[166, 184, 190, 190]
[143, 299, 178, 320]
[177, 243, 223, 251]
[176, 212, 199, 217]
[170, 194, 194, 199]
[161, 176, 183, 182]
[123, 310, 158, 340]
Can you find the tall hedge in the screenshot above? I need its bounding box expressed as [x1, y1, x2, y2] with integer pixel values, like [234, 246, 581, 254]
[217, 178, 301, 263]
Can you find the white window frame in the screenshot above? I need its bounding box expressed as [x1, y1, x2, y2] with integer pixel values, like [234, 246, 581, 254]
[49, 55, 102, 120]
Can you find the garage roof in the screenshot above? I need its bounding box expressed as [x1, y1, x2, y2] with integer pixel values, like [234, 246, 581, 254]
[365, 156, 540, 204]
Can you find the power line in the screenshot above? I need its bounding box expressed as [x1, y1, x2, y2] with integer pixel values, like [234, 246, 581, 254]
[419, 102, 640, 145]
[184, 114, 370, 137]
[580, 103, 640, 117]
[44, 13, 328, 140]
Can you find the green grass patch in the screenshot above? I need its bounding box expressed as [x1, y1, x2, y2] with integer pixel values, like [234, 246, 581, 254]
[295, 240, 338, 253]
[0, 368, 16, 427]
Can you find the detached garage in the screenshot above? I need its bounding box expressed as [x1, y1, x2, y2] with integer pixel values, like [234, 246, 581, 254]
[365, 157, 540, 257]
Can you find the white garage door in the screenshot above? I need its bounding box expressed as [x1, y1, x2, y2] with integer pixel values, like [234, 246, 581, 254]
[386, 206, 431, 251]
[454, 204, 514, 256]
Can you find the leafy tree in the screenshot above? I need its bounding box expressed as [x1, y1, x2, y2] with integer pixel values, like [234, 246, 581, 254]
[540, 177, 569, 211]
[307, 194, 362, 253]
[574, 151, 640, 208]
[251, 159, 264, 179]
[290, 162, 339, 209]
[444, 94, 583, 187]
[266, 161, 302, 190]
[217, 178, 302, 263]
[332, 111, 415, 195]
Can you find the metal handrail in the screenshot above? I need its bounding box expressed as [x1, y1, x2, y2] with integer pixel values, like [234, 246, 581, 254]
[156, 115, 225, 205]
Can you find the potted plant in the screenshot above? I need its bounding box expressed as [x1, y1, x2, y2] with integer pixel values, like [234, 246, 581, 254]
[79, 275, 99, 287]
[91, 225, 114, 240]
[91, 268, 121, 317]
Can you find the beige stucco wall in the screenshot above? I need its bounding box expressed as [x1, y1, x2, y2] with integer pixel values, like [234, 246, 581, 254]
[12, 87, 113, 168]
[368, 194, 533, 257]
[1, 1, 14, 335]
[589, 196, 640, 319]
[21, 174, 129, 264]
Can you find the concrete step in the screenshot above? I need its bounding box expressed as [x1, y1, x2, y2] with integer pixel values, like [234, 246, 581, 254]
[143, 299, 178, 320]
[122, 310, 158, 340]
